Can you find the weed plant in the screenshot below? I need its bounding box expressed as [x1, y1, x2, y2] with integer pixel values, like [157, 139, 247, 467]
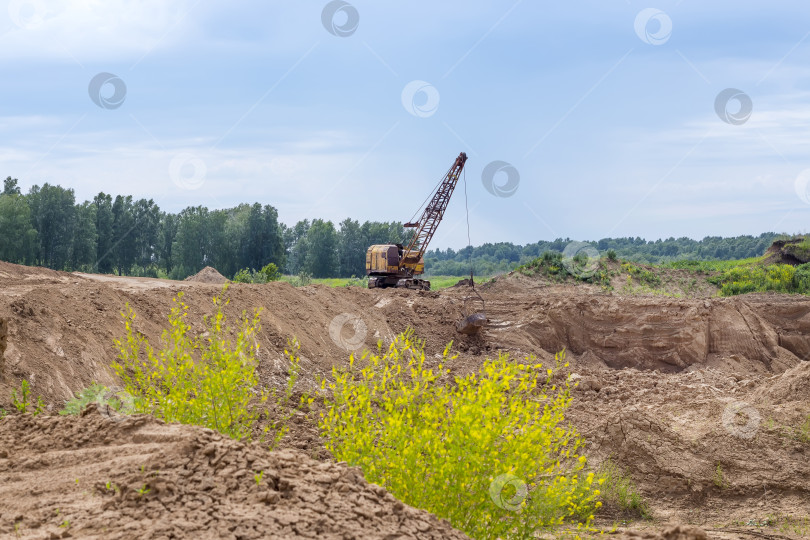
[319, 329, 602, 539]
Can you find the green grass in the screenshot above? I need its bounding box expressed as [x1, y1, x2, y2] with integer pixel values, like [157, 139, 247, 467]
[288, 275, 486, 290]
[596, 459, 651, 519]
[664, 256, 766, 273]
[662, 255, 810, 297]
[516, 251, 613, 288]
[425, 275, 488, 289]
[729, 514, 810, 537]
[307, 277, 365, 287]
[59, 383, 128, 415]
[706, 263, 810, 296]
[621, 262, 661, 286]
[783, 237, 810, 262]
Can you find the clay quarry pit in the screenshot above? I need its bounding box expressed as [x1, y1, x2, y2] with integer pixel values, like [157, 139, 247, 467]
[1, 260, 809, 539]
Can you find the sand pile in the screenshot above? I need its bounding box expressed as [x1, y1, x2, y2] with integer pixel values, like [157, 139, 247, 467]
[184, 266, 229, 284]
[755, 360, 810, 403]
[0, 407, 467, 540]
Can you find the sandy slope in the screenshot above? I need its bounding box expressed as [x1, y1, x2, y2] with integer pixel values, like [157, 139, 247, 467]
[1, 260, 809, 538]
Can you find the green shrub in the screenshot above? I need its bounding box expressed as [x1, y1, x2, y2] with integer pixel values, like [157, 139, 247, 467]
[596, 459, 650, 518]
[793, 263, 810, 293]
[232, 268, 254, 283]
[283, 271, 313, 287]
[517, 250, 611, 288]
[606, 249, 618, 262]
[258, 263, 281, 282]
[621, 263, 661, 286]
[232, 263, 282, 284]
[713, 464, 726, 489]
[11, 380, 44, 415]
[796, 415, 810, 444]
[59, 383, 131, 416]
[319, 329, 602, 539]
[784, 237, 810, 262]
[710, 264, 807, 296]
[112, 287, 289, 441]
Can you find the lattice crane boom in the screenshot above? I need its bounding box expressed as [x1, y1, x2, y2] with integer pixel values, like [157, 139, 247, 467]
[400, 152, 468, 273]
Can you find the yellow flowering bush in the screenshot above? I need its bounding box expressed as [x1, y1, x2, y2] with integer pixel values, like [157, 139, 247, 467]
[113, 287, 276, 441]
[319, 329, 602, 539]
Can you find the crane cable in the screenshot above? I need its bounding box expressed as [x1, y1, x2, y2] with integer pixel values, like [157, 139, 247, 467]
[406, 166, 453, 226]
[463, 167, 473, 283]
[461, 166, 484, 318]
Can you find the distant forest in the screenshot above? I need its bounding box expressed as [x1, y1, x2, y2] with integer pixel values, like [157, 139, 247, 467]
[0, 177, 782, 279]
[425, 233, 781, 276]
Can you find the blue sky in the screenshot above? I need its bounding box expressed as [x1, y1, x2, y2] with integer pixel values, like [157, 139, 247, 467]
[1, 1, 809, 249]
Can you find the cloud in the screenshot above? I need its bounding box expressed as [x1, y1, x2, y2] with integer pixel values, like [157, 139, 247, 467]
[0, 0, 197, 63]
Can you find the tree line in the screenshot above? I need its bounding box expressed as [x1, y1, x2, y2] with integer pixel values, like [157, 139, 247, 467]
[0, 177, 405, 279]
[0, 177, 784, 279]
[424, 233, 781, 276]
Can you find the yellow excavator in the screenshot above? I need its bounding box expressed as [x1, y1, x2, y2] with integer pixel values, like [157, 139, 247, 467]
[366, 152, 468, 290]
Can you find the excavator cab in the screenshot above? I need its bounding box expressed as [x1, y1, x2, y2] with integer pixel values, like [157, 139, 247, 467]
[365, 244, 427, 289]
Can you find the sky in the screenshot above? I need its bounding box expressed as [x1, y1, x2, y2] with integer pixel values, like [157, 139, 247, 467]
[1, 0, 809, 250]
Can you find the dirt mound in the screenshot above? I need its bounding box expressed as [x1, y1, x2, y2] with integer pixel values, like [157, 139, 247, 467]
[0, 407, 467, 539]
[762, 237, 810, 265]
[482, 283, 810, 373]
[754, 360, 810, 404]
[184, 266, 229, 284]
[569, 362, 810, 530]
[2, 260, 810, 534]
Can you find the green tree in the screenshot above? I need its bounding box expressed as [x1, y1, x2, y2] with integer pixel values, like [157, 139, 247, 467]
[242, 203, 286, 272]
[338, 218, 365, 277]
[171, 206, 210, 278]
[284, 219, 310, 275]
[93, 193, 114, 273]
[207, 209, 232, 276]
[111, 195, 136, 275]
[304, 219, 339, 278]
[27, 183, 76, 269]
[71, 201, 97, 270]
[3, 177, 21, 196]
[157, 212, 178, 274]
[0, 193, 36, 263]
[132, 198, 160, 272]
